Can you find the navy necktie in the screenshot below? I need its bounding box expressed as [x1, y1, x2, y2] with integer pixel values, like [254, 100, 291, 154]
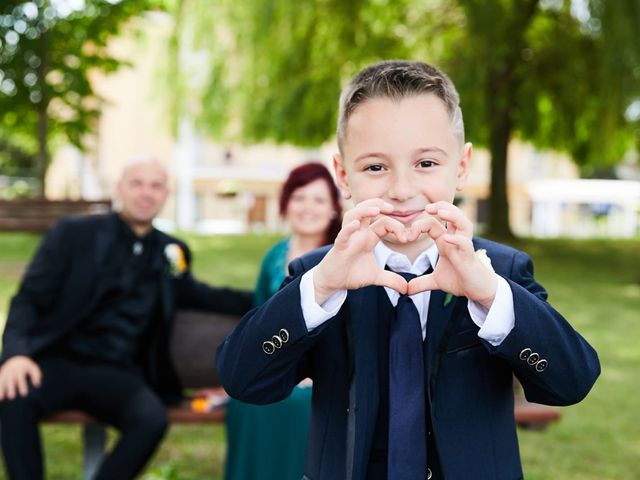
[388, 271, 427, 479]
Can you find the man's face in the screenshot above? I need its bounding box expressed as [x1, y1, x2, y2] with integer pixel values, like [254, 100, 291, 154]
[116, 160, 169, 226]
[334, 93, 471, 250]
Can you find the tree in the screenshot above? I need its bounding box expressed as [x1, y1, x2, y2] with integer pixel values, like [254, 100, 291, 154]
[437, 0, 640, 237]
[0, 0, 160, 196]
[171, 0, 639, 237]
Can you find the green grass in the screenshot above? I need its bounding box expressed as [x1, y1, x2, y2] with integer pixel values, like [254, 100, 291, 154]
[0, 232, 639, 479]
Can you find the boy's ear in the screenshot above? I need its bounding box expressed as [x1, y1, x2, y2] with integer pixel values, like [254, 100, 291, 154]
[333, 154, 352, 199]
[456, 142, 472, 192]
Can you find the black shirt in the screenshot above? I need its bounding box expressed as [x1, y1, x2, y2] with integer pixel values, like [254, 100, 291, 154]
[63, 214, 162, 366]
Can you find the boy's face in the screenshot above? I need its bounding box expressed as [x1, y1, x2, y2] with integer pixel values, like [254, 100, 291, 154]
[334, 93, 471, 253]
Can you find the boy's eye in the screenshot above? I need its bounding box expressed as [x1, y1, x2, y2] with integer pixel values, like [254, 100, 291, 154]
[365, 164, 385, 172]
[418, 160, 436, 168]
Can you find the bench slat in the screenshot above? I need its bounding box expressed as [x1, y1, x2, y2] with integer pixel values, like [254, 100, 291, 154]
[45, 397, 559, 429]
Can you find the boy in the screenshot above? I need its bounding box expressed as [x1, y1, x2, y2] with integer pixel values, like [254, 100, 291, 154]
[216, 61, 600, 480]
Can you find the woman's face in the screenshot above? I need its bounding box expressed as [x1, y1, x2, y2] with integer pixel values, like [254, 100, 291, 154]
[285, 178, 335, 238]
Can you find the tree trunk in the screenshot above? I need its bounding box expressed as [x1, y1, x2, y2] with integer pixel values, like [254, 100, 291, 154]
[36, 102, 48, 198]
[35, 30, 50, 198]
[483, 0, 539, 239]
[487, 101, 514, 239]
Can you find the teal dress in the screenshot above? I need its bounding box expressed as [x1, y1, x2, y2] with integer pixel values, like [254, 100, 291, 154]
[224, 239, 313, 480]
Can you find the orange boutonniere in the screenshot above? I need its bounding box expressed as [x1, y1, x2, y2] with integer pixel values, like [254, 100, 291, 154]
[165, 243, 187, 277]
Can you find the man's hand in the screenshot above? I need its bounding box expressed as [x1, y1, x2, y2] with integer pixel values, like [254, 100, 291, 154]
[313, 199, 410, 304]
[0, 356, 42, 401]
[407, 201, 498, 309]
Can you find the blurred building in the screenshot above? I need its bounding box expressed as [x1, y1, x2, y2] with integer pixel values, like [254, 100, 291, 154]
[44, 12, 640, 238]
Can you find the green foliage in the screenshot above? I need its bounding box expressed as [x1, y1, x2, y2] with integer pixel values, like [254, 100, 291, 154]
[168, 0, 639, 237]
[169, 0, 424, 145]
[0, 0, 161, 188]
[171, 0, 639, 167]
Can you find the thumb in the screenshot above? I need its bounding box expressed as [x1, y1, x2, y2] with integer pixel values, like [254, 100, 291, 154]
[373, 270, 408, 295]
[407, 273, 438, 295]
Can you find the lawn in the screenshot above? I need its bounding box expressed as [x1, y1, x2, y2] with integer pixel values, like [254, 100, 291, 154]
[0, 231, 638, 479]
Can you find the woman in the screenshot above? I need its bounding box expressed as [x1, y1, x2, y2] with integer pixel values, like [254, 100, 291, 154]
[224, 162, 342, 480]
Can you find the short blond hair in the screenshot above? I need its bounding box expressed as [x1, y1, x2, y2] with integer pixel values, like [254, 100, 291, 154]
[337, 60, 464, 151]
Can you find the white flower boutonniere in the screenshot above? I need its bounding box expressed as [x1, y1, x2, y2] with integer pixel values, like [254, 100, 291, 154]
[165, 243, 187, 278]
[475, 248, 494, 272]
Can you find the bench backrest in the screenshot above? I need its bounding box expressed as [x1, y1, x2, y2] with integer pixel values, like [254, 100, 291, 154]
[170, 310, 241, 388]
[0, 199, 112, 232]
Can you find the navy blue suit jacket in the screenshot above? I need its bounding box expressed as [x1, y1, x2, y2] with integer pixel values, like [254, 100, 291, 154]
[217, 238, 600, 479]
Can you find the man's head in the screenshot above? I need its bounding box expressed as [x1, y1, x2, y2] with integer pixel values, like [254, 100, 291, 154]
[333, 60, 472, 254]
[115, 156, 169, 232]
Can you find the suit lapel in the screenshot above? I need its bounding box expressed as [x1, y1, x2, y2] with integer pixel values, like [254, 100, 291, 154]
[425, 290, 457, 382]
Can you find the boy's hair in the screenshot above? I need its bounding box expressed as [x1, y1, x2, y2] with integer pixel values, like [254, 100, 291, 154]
[337, 60, 465, 151]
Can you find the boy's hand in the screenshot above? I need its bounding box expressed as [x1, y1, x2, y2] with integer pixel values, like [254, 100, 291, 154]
[313, 199, 410, 304]
[407, 201, 498, 310]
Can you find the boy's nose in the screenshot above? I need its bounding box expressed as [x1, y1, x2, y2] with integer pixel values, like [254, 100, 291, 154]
[388, 173, 416, 202]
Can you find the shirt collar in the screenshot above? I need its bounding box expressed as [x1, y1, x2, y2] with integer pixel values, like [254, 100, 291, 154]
[113, 212, 158, 245]
[374, 241, 439, 275]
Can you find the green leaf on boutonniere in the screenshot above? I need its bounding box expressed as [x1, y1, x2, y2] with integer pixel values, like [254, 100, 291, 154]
[443, 293, 455, 307]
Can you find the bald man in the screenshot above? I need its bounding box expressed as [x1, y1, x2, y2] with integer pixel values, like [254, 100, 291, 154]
[0, 158, 253, 480]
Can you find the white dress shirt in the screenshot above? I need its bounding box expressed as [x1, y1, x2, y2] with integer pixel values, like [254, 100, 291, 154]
[299, 242, 515, 346]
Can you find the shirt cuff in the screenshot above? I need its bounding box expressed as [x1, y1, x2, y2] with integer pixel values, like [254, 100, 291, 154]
[300, 267, 348, 331]
[468, 276, 515, 346]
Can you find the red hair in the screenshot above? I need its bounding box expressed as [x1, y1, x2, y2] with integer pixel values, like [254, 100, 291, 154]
[279, 162, 342, 245]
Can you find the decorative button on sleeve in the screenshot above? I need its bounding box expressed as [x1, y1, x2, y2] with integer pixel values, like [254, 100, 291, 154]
[535, 359, 548, 372]
[519, 348, 532, 361]
[262, 341, 276, 355]
[279, 329, 290, 343]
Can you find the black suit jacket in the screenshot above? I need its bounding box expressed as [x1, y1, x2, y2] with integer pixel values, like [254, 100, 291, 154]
[2, 214, 253, 403]
[217, 238, 600, 479]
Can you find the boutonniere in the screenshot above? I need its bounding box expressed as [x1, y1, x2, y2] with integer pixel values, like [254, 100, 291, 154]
[165, 243, 187, 277]
[475, 248, 494, 272]
[443, 292, 455, 307]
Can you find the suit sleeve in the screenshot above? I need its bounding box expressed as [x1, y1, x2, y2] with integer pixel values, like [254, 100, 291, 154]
[488, 250, 600, 406]
[2, 220, 73, 360]
[216, 258, 331, 404]
[172, 243, 254, 315]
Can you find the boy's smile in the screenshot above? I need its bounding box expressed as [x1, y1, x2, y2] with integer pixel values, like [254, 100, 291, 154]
[334, 93, 472, 258]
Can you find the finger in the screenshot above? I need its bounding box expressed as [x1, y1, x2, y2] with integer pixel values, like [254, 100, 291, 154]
[28, 365, 42, 388]
[0, 378, 6, 401]
[353, 198, 395, 213]
[5, 377, 16, 400]
[342, 206, 381, 226]
[425, 203, 472, 237]
[334, 219, 360, 247]
[16, 372, 29, 397]
[441, 233, 474, 253]
[372, 270, 408, 294]
[369, 216, 408, 242]
[409, 216, 447, 242]
[343, 199, 395, 225]
[407, 273, 438, 295]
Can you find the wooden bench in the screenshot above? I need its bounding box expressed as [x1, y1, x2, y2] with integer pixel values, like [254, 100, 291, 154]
[0, 199, 111, 232]
[43, 311, 560, 479]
